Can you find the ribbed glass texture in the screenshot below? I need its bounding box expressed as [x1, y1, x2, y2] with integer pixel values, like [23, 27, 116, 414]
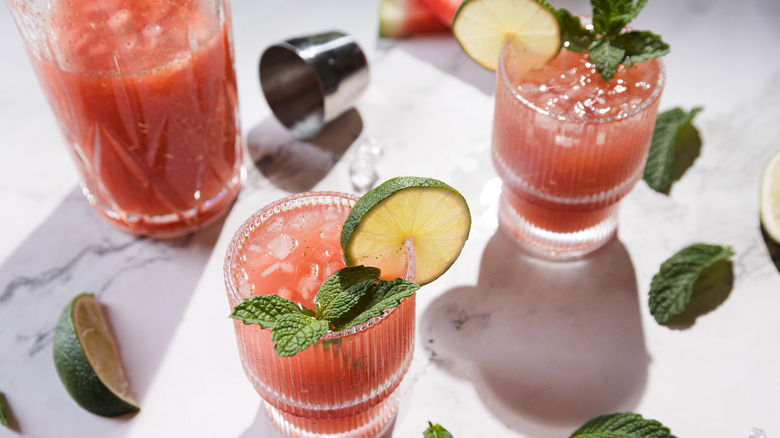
[5, 0, 242, 237]
[492, 43, 665, 259]
[224, 192, 416, 438]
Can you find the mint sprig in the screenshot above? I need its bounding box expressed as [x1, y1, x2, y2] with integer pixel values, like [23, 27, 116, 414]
[423, 421, 454, 438]
[643, 107, 703, 193]
[648, 243, 734, 324]
[230, 266, 419, 357]
[554, 0, 669, 81]
[571, 412, 677, 438]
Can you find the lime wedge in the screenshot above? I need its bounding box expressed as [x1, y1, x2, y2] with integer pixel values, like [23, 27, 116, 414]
[53, 293, 139, 417]
[452, 0, 561, 71]
[761, 148, 780, 243]
[341, 176, 471, 285]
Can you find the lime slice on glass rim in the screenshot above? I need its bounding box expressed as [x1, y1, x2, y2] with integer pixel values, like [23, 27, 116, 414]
[452, 0, 561, 71]
[761, 148, 780, 243]
[53, 293, 139, 417]
[340, 176, 471, 285]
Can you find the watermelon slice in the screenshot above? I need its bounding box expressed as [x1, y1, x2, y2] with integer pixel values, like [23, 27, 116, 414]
[379, 0, 449, 37]
[417, 0, 462, 28]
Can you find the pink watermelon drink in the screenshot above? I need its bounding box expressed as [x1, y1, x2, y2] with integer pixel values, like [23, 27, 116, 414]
[224, 192, 416, 437]
[9, 0, 242, 236]
[492, 43, 665, 257]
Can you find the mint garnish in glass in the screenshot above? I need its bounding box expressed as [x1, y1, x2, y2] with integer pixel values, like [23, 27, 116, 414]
[550, 0, 670, 81]
[230, 266, 419, 357]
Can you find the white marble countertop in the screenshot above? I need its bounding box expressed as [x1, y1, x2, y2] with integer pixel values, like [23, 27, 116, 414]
[2, 0, 780, 437]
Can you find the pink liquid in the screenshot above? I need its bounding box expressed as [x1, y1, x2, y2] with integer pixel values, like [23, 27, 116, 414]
[21, 0, 242, 236]
[492, 45, 664, 256]
[224, 192, 416, 437]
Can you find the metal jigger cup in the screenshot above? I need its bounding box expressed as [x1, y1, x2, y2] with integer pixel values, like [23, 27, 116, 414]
[259, 30, 370, 139]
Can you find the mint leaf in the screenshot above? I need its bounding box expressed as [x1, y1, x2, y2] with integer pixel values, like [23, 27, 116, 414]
[271, 313, 330, 357]
[424, 421, 454, 438]
[231, 266, 420, 357]
[230, 294, 314, 329]
[571, 412, 676, 438]
[0, 391, 10, 428]
[592, 0, 648, 36]
[554, 0, 668, 82]
[588, 39, 625, 82]
[649, 244, 735, 324]
[320, 280, 376, 321]
[315, 266, 380, 318]
[616, 31, 670, 66]
[332, 278, 419, 331]
[643, 107, 703, 193]
[556, 8, 596, 53]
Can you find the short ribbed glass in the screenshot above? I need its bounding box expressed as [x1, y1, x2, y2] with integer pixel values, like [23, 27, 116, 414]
[492, 42, 665, 259]
[223, 192, 416, 438]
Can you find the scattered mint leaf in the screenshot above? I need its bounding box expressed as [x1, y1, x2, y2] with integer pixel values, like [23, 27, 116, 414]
[271, 313, 330, 357]
[643, 107, 703, 193]
[315, 266, 380, 318]
[588, 39, 626, 82]
[0, 391, 12, 428]
[571, 412, 676, 438]
[424, 421, 454, 438]
[332, 278, 419, 331]
[648, 243, 734, 324]
[556, 9, 595, 53]
[553, 0, 668, 82]
[230, 293, 314, 329]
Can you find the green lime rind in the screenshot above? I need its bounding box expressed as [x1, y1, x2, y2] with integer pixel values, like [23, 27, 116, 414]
[340, 176, 471, 286]
[53, 293, 139, 417]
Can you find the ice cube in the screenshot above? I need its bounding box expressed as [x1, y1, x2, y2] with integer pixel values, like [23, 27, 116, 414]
[237, 282, 254, 298]
[748, 429, 766, 438]
[319, 222, 342, 244]
[350, 158, 378, 193]
[266, 216, 285, 233]
[268, 234, 298, 260]
[298, 267, 322, 302]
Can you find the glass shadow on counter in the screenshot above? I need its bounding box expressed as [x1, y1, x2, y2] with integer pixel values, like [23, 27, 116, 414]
[420, 229, 649, 435]
[245, 109, 362, 193]
[0, 186, 225, 436]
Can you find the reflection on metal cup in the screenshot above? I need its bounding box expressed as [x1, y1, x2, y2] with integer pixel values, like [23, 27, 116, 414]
[259, 31, 370, 139]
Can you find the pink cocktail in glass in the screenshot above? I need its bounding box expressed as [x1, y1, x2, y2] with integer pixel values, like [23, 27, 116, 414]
[223, 192, 415, 438]
[492, 43, 665, 258]
[6, 0, 242, 236]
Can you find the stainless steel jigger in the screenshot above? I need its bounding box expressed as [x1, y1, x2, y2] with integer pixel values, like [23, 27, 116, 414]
[259, 31, 369, 139]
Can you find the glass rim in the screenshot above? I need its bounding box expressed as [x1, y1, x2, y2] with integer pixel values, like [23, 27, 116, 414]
[496, 41, 666, 124]
[223, 191, 410, 341]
